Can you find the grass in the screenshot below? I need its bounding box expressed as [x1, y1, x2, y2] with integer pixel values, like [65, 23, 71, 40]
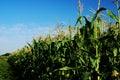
[0, 56, 16, 80]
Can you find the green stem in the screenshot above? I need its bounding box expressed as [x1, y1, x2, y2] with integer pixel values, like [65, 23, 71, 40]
[94, 20, 100, 80]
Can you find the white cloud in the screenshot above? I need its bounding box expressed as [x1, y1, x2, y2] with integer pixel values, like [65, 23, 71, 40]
[0, 23, 53, 54]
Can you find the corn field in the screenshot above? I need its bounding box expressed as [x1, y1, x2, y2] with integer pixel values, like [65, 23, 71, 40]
[7, 1, 120, 80]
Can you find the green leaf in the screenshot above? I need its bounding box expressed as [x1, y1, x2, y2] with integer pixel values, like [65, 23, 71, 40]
[106, 9, 119, 22]
[53, 66, 81, 72]
[27, 43, 32, 49]
[81, 72, 91, 80]
[58, 66, 74, 71]
[113, 48, 117, 57]
[90, 57, 96, 68]
[75, 14, 82, 26]
[91, 8, 106, 27]
[63, 48, 67, 54]
[56, 42, 61, 50]
[79, 57, 86, 65]
[92, 8, 106, 23]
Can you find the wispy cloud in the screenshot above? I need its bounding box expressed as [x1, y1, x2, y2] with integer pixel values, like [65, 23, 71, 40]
[0, 23, 52, 54]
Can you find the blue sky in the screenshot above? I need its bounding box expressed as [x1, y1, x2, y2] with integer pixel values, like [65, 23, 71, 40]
[0, 0, 116, 54]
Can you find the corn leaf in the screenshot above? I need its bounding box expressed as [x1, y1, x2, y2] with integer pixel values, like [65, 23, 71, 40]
[75, 15, 82, 26]
[58, 66, 74, 71]
[92, 8, 106, 22]
[106, 9, 119, 22]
